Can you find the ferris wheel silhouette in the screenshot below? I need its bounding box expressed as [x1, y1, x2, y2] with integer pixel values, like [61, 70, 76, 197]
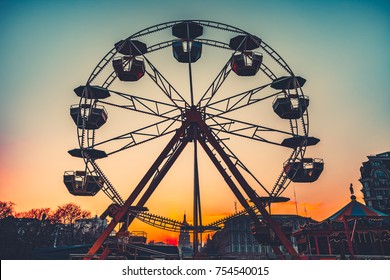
[64, 20, 323, 259]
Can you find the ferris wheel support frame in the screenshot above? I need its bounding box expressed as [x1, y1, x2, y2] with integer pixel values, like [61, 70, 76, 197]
[83, 120, 189, 259]
[83, 108, 300, 260]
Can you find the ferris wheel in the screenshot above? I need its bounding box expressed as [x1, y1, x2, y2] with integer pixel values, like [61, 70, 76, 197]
[64, 20, 323, 259]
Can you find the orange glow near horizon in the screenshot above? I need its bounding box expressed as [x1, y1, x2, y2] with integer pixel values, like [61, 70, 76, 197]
[0, 126, 377, 244]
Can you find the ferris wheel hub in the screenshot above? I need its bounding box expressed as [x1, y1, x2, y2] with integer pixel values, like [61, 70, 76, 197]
[183, 106, 204, 123]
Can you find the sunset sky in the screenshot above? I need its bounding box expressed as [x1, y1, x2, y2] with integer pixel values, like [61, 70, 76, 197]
[1, 0, 389, 243]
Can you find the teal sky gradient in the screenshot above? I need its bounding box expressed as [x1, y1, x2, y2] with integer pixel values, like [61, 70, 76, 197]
[0, 0, 389, 236]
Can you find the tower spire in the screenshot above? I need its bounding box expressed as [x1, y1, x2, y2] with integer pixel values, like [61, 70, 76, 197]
[349, 183, 356, 200]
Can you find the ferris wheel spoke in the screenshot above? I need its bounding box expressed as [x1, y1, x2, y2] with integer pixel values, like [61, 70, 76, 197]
[197, 36, 267, 108]
[143, 56, 189, 109]
[197, 57, 232, 108]
[114, 38, 189, 108]
[98, 90, 181, 119]
[210, 126, 283, 147]
[207, 113, 295, 147]
[206, 84, 281, 115]
[87, 117, 181, 155]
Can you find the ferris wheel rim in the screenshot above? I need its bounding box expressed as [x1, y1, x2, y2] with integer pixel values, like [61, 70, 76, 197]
[72, 19, 314, 228]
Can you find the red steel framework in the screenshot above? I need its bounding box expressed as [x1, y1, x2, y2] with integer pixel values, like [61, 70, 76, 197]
[64, 20, 324, 260]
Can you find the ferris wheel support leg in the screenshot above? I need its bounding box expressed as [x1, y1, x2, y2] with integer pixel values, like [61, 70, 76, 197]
[270, 246, 285, 260]
[118, 139, 188, 232]
[84, 122, 188, 260]
[198, 138, 270, 229]
[99, 247, 110, 260]
[199, 121, 300, 259]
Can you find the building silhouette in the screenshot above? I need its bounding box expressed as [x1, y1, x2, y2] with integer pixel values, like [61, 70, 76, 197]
[0, 215, 109, 259]
[178, 213, 193, 258]
[360, 151, 390, 214]
[204, 214, 314, 259]
[293, 194, 390, 258]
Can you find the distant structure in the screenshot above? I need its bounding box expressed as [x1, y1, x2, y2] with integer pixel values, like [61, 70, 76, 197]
[360, 151, 390, 214]
[204, 214, 314, 259]
[178, 213, 193, 258]
[293, 190, 390, 258]
[75, 215, 108, 231]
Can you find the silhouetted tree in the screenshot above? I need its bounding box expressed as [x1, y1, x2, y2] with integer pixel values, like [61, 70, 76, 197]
[0, 201, 15, 219]
[0, 202, 101, 258]
[15, 208, 51, 220]
[52, 203, 91, 225]
[51, 203, 91, 244]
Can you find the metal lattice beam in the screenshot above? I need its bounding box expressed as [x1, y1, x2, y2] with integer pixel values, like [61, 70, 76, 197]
[98, 90, 181, 119]
[87, 117, 181, 155]
[144, 58, 189, 109]
[207, 113, 295, 147]
[205, 84, 280, 115]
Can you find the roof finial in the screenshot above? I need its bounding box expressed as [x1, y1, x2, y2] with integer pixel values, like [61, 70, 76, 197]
[349, 183, 356, 200]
